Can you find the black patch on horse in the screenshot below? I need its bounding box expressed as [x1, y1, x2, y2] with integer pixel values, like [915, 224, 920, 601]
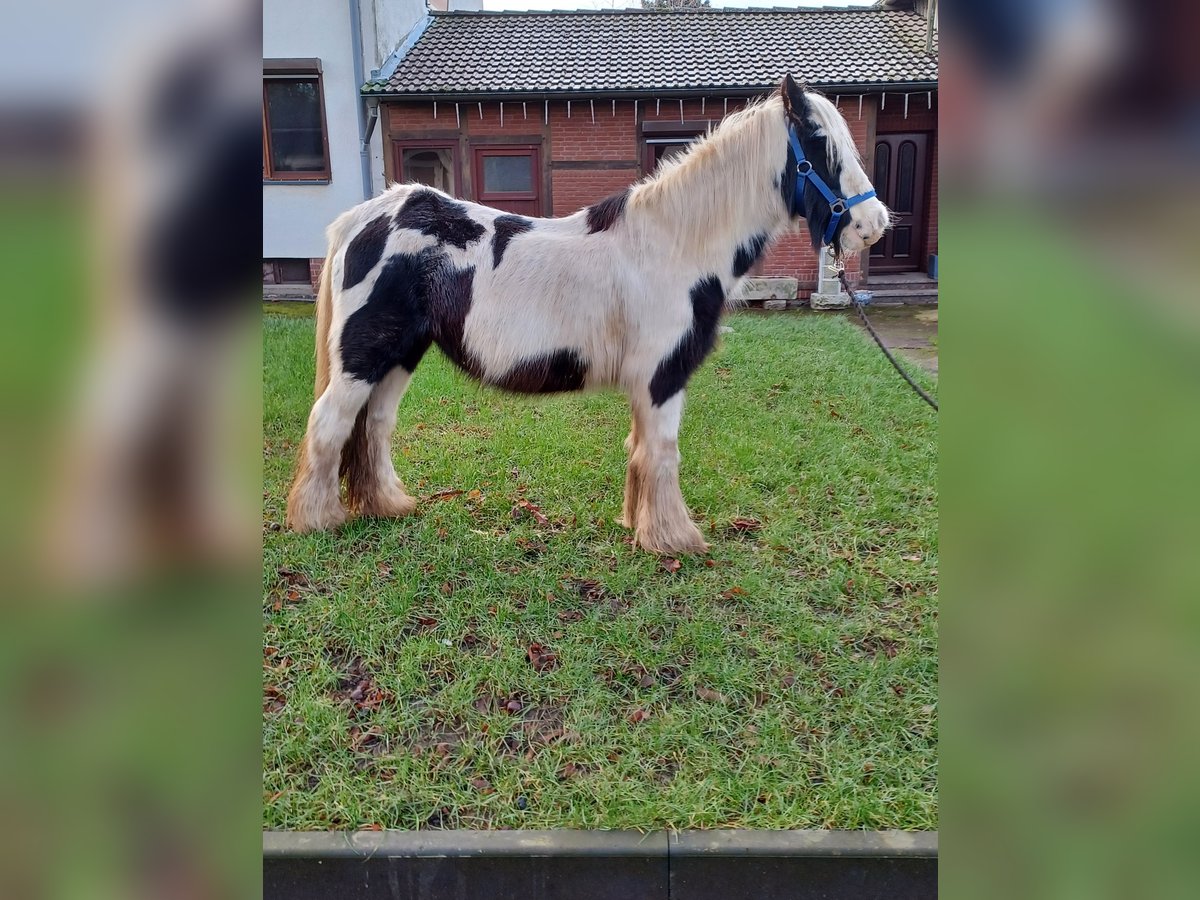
[491, 214, 533, 268]
[339, 251, 437, 383]
[393, 190, 486, 249]
[733, 233, 770, 277]
[342, 215, 392, 290]
[785, 128, 852, 253]
[585, 188, 630, 233]
[490, 349, 588, 394]
[427, 259, 481, 378]
[648, 275, 726, 407]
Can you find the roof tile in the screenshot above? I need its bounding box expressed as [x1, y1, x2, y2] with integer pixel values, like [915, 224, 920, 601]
[369, 8, 937, 95]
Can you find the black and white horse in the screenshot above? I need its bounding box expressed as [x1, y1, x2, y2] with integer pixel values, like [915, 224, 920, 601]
[287, 76, 889, 554]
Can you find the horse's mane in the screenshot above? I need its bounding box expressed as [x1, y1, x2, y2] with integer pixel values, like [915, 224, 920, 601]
[630, 95, 788, 223]
[624, 90, 864, 261]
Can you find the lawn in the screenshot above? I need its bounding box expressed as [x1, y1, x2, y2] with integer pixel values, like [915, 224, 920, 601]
[263, 307, 938, 831]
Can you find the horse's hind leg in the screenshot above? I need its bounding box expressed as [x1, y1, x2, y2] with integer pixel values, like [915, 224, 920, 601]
[619, 415, 643, 529]
[343, 365, 419, 519]
[286, 375, 372, 533]
[627, 390, 708, 555]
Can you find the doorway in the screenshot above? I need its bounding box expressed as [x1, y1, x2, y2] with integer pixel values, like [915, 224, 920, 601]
[869, 132, 930, 273]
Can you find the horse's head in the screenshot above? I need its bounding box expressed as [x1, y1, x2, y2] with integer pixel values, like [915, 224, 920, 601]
[779, 74, 891, 258]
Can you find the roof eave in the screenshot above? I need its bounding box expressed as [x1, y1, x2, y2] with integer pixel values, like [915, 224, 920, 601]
[362, 81, 939, 101]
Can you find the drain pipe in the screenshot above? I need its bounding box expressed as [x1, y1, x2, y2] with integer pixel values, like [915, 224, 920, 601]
[347, 0, 372, 200]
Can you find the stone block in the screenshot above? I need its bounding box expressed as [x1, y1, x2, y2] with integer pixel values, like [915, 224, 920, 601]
[737, 277, 798, 302]
[809, 291, 850, 311]
[763, 299, 788, 311]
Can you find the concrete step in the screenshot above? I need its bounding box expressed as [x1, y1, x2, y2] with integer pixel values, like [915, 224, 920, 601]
[862, 287, 938, 306]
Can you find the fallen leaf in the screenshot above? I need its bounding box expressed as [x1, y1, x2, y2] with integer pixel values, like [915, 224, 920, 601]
[557, 610, 583, 623]
[263, 686, 287, 713]
[470, 776, 493, 793]
[902, 553, 923, 562]
[505, 699, 524, 714]
[696, 686, 726, 703]
[560, 762, 579, 779]
[781, 673, 796, 688]
[628, 708, 650, 724]
[358, 823, 383, 831]
[730, 517, 763, 532]
[467, 489, 483, 501]
[564, 578, 606, 601]
[638, 674, 656, 689]
[512, 498, 551, 527]
[429, 489, 465, 501]
[661, 558, 682, 574]
[516, 537, 548, 555]
[527, 643, 558, 672]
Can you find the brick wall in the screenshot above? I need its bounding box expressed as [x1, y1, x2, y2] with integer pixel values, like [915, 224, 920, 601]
[382, 90, 939, 296]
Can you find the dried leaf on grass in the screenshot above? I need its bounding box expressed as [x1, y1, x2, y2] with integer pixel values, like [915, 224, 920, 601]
[527, 643, 558, 672]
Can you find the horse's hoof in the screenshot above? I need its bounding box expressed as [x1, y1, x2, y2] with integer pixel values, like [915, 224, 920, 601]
[285, 503, 348, 534]
[634, 521, 708, 556]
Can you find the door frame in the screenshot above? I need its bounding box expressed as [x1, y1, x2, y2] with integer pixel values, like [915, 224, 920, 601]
[391, 138, 461, 194]
[868, 126, 934, 277]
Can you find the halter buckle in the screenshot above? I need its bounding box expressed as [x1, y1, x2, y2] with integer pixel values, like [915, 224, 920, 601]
[796, 160, 813, 176]
[830, 199, 847, 215]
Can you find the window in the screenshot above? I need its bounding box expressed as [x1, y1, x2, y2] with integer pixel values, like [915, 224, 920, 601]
[395, 143, 458, 194]
[263, 258, 312, 285]
[263, 59, 330, 181]
[472, 146, 541, 215]
[473, 148, 538, 200]
[647, 139, 695, 171]
[482, 154, 533, 194]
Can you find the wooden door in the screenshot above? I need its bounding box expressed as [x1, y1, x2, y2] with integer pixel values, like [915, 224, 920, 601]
[869, 133, 929, 273]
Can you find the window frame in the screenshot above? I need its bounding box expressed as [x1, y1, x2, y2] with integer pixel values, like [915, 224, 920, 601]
[471, 146, 541, 203]
[262, 59, 332, 183]
[392, 139, 461, 195]
[263, 258, 314, 285]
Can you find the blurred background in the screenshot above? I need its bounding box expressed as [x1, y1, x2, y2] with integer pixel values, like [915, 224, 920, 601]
[0, 0, 1196, 897]
[0, 1, 261, 897]
[940, 0, 1200, 897]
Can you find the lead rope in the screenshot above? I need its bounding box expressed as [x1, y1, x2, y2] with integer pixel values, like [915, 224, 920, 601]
[836, 268, 939, 412]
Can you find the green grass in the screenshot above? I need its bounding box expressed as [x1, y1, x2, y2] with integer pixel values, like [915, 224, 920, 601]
[263, 300, 317, 318]
[263, 312, 937, 831]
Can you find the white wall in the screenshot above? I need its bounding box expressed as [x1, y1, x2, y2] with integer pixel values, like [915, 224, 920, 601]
[263, 0, 424, 259]
[361, 0, 427, 197]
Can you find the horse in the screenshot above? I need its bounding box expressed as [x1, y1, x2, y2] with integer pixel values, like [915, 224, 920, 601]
[285, 75, 890, 555]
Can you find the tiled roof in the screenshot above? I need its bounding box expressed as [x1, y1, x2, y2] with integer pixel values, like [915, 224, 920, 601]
[368, 8, 938, 96]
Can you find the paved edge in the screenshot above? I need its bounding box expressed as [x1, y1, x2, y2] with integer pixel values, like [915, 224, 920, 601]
[263, 829, 935, 859]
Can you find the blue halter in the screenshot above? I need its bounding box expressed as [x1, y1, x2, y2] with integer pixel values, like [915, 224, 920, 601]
[787, 125, 876, 247]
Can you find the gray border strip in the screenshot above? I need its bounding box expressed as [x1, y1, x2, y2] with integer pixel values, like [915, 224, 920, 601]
[671, 829, 937, 857]
[264, 829, 935, 859]
[264, 829, 667, 858]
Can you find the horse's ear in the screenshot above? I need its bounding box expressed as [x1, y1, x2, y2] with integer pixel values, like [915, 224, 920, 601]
[780, 74, 808, 120]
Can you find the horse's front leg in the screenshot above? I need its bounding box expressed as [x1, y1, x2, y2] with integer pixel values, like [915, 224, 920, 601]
[627, 390, 708, 555]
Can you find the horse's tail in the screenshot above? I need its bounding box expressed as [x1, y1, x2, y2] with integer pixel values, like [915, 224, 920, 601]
[316, 210, 376, 515]
[313, 210, 353, 398]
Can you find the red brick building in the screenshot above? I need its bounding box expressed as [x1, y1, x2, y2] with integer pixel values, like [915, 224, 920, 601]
[363, 6, 938, 301]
